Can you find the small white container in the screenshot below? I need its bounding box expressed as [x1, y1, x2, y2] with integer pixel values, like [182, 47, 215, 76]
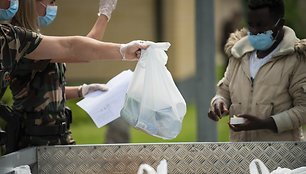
[230, 115, 246, 125]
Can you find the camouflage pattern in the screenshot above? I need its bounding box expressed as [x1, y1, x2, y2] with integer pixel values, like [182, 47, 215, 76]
[0, 24, 41, 98]
[0, 24, 75, 150]
[11, 59, 66, 114]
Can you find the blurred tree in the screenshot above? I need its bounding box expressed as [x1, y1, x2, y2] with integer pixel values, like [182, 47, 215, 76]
[284, 0, 305, 38]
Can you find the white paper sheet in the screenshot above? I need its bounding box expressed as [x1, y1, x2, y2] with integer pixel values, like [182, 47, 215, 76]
[77, 70, 133, 128]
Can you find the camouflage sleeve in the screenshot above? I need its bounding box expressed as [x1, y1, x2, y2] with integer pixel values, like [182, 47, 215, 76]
[0, 24, 42, 63]
[12, 25, 43, 60]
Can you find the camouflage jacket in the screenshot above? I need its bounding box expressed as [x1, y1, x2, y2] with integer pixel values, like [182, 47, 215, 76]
[1, 23, 66, 121]
[0, 24, 42, 97]
[0, 24, 74, 148]
[11, 58, 67, 122]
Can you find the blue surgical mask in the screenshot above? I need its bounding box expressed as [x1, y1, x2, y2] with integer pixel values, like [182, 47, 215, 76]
[38, 2, 57, 27]
[248, 30, 275, 51]
[248, 19, 280, 51]
[0, 0, 19, 21]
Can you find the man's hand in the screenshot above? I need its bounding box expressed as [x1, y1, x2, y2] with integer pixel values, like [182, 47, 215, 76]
[79, 83, 108, 97]
[120, 40, 149, 61]
[98, 0, 118, 21]
[208, 99, 229, 121]
[229, 114, 277, 132]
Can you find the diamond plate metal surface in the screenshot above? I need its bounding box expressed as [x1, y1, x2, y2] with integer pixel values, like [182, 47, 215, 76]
[37, 142, 306, 174]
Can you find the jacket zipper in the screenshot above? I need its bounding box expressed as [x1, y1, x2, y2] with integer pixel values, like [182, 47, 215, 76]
[246, 76, 255, 140]
[250, 77, 254, 88]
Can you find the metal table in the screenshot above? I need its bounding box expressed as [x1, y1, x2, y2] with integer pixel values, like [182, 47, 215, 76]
[1, 142, 306, 174]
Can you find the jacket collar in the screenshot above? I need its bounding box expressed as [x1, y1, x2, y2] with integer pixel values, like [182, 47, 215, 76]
[230, 26, 299, 59]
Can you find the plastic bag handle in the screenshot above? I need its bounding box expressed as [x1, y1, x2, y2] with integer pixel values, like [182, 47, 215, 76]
[137, 159, 168, 174]
[249, 159, 270, 174]
[139, 41, 171, 67]
[147, 42, 171, 51]
[137, 164, 157, 174]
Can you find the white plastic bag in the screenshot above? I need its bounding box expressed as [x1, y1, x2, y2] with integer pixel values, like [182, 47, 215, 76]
[137, 159, 168, 174]
[13, 165, 32, 174]
[249, 159, 270, 174]
[120, 41, 186, 139]
[249, 159, 306, 174]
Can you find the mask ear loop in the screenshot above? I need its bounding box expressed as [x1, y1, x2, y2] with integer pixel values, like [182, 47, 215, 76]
[39, 1, 47, 8]
[271, 18, 282, 40]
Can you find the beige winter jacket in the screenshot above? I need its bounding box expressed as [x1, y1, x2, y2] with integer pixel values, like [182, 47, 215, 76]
[213, 26, 306, 141]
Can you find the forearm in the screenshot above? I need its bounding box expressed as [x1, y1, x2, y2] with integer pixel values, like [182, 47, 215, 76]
[272, 60, 306, 133]
[263, 117, 277, 132]
[87, 15, 108, 40]
[214, 60, 232, 107]
[272, 105, 306, 133]
[65, 86, 82, 100]
[27, 35, 122, 62]
[68, 36, 122, 61]
[214, 81, 231, 108]
[50, 16, 109, 63]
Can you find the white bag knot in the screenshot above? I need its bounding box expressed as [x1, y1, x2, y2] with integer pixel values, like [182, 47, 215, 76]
[249, 159, 306, 174]
[137, 159, 168, 174]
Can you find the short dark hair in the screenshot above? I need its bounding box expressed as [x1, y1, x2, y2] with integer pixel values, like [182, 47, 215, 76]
[248, 0, 285, 21]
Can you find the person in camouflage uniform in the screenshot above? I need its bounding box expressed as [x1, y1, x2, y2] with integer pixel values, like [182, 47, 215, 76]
[0, 0, 147, 153]
[14, 0, 131, 145]
[8, 0, 118, 149]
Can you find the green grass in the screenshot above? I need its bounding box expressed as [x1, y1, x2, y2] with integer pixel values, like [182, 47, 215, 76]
[1, 97, 228, 155]
[1, 64, 230, 145]
[69, 102, 199, 144]
[67, 99, 228, 144]
[217, 116, 230, 142]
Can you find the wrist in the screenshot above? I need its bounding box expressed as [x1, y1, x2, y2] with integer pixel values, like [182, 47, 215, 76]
[77, 85, 83, 98]
[97, 12, 110, 21]
[98, 9, 111, 21]
[264, 117, 277, 132]
[120, 44, 126, 60]
[211, 95, 225, 105]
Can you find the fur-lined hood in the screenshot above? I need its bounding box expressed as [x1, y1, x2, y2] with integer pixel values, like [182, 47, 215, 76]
[224, 26, 306, 59]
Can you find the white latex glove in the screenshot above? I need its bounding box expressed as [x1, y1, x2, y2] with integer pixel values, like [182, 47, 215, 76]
[79, 83, 108, 97]
[98, 0, 118, 21]
[120, 40, 148, 61]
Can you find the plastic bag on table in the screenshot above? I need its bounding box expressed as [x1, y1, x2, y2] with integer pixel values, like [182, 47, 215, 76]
[137, 159, 167, 174]
[13, 165, 32, 174]
[249, 159, 306, 174]
[120, 41, 186, 140]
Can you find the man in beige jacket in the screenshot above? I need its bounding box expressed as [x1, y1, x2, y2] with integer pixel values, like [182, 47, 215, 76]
[208, 0, 306, 141]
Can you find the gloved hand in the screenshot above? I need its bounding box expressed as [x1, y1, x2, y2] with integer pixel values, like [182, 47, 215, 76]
[120, 40, 149, 61]
[98, 0, 118, 21]
[208, 98, 229, 121]
[79, 83, 108, 97]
